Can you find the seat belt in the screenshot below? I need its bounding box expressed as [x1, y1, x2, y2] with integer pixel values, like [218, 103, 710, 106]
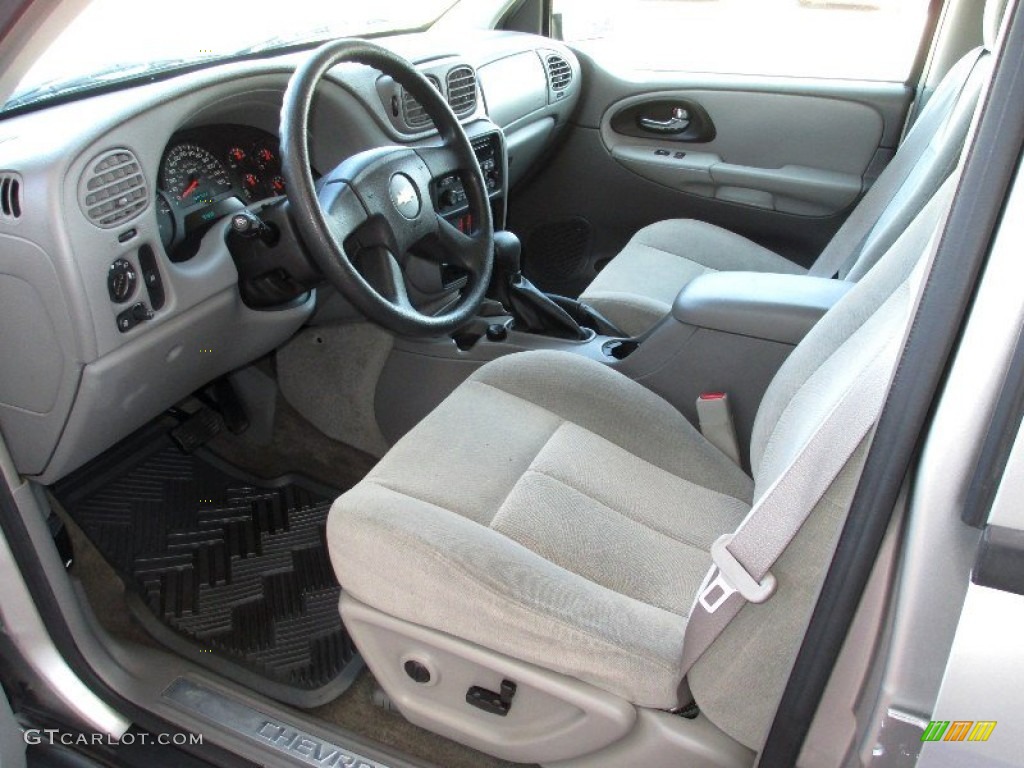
[677, 165, 959, 675]
[696, 392, 742, 465]
[678, 331, 902, 675]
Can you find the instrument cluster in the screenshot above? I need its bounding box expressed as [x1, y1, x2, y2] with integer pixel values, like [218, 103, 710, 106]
[156, 124, 286, 260]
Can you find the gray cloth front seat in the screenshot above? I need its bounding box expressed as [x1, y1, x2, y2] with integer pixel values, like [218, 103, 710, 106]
[577, 0, 1002, 336]
[327, 173, 956, 749]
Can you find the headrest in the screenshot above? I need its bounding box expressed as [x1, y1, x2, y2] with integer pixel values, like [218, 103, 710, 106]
[985, 0, 1011, 50]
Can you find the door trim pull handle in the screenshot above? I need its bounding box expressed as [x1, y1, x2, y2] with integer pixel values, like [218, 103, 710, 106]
[639, 107, 690, 134]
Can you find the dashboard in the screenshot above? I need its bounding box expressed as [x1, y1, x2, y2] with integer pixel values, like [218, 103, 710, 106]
[0, 30, 582, 484]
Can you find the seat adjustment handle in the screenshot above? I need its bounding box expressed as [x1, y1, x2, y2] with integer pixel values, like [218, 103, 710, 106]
[466, 679, 517, 717]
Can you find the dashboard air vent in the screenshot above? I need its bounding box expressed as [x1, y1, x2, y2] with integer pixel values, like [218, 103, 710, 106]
[446, 66, 478, 116]
[0, 172, 22, 220]
[79, 148, 148, 228]
[546, 54, 573, 91]
[402, 75, 442, 129]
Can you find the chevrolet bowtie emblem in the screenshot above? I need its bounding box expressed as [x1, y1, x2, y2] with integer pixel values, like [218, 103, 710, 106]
[389, 174, 421, 219]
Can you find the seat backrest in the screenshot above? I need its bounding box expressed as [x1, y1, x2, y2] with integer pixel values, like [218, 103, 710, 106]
[808, 0, 1003, 281]
[687, 172, 959, 749]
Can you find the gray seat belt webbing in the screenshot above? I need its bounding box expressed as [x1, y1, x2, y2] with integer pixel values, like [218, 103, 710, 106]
[678, 163, 962, 679]
[678, 332, 901, 675]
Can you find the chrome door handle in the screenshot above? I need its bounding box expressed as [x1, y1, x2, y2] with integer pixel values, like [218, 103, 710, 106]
[638, 107, 690, 134]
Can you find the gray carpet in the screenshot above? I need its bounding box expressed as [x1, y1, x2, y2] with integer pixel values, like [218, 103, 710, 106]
[204, 394, 378, 492]
[62, 400, 524, 768]
[277, 323, 395, 458]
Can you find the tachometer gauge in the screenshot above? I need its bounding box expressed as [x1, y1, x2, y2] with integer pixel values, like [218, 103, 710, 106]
[160, 143, 233, 208]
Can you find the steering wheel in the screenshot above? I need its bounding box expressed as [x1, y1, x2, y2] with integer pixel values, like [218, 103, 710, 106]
[280, 39, 494, 337]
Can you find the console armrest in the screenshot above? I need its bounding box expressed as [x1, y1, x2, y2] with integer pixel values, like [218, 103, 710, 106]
[672, 271, 853, 345]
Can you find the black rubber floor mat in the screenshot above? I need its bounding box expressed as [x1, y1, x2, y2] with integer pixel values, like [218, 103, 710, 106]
[52, 421, 361, 708]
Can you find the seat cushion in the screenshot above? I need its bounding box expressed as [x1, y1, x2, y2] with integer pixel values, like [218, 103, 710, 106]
[328, 350, 753, 708]
[579, 219, 806, 336]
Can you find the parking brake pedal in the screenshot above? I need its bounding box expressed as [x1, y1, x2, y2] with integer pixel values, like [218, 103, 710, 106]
[466, 679, 517, 717]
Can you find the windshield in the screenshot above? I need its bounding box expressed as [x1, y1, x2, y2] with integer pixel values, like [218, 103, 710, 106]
[4, 0, 467, 112]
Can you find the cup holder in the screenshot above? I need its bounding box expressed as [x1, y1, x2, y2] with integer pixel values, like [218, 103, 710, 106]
[602, 339, 639, 360]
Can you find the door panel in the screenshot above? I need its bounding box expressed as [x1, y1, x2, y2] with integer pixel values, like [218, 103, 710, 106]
[603, 89, 884, 216]
[509, 55, 913, 295]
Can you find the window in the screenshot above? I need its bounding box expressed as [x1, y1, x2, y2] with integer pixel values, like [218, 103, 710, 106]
[6, 0, 461, 113]
[553, 0, 933, 82]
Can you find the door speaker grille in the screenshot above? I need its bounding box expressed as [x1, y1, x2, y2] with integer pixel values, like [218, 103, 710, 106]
[524, 218, 592, 294]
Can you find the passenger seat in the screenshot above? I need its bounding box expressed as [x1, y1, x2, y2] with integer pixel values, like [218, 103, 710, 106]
[578, 0, 1005, 336]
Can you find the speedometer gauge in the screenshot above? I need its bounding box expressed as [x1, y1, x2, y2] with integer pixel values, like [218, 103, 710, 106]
[160, 143, 233, 208]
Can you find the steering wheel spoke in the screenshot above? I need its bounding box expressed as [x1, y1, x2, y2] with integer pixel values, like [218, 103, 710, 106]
[435, 214, 489, 276]
[318, 180, 368, 242]
[416, 145, 463, 181]
[356, 245, 414, 311]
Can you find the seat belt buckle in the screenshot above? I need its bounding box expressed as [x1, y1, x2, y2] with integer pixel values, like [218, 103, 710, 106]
[698, 534, 777, 614]
[696, 393, 742, 465]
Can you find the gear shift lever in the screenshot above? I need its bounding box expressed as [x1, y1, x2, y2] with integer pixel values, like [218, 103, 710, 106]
[490, 231, 588, 340]
[493, 230, 523, 279]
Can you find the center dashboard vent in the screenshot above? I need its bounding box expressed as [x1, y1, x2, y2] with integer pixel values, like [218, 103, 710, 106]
[79, 148, 148, 228]
[0, 172, 22, 220]
[446, 66, 478, 116]
[545, 54, 573, 91]
[402, 74, 442, 129]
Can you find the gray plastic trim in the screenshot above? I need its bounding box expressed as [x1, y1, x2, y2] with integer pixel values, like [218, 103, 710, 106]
[600, 89, 884, 216]
[341, 595, 637, 765]
[574, 49, 911, 148]
[0, 535, 130, 735]
[505, 116, 556, 188]
[672, 272, 853, 345]
[0, 681, 23, 768]
[0, 437, 129, 738]
[162, 678, 391, 768]
[34, 286, 312, 484]
[545, 709, 753, 768]
[601, 89, 884, 176]
[477, 52, 549, 128]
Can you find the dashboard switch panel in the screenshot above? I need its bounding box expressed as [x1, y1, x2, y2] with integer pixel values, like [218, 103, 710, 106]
[116, 302, 152, 333]
[138, 245, 165, 311]
[434, 132, 504, 216]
